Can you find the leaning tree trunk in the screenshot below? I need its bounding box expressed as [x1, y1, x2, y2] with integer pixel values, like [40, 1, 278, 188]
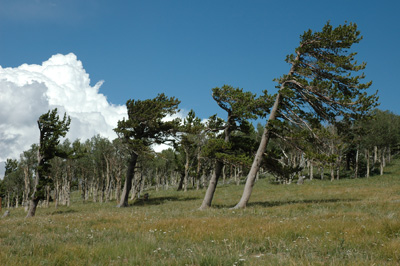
[232, 92, 282, 209]
[26, 182, 40, 217]
[26, 154, 44, 218]
[199, 160, 224, 209]
[117, 152, 138, 207]
[26, 198, 40, 217]
[199, 115, 234, 209]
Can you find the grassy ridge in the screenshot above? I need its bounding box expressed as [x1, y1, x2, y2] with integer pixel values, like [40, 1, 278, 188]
[1, 163, 400, 265]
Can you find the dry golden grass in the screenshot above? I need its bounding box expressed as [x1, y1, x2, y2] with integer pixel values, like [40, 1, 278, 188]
[1, 161, 400, 265]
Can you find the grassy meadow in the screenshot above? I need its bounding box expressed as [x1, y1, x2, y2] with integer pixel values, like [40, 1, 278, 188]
[1, 162, 400, 265]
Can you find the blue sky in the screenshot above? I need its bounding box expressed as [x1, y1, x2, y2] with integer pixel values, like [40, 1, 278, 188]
[0, 0, 400, 178]
[1, 0, 399, 119]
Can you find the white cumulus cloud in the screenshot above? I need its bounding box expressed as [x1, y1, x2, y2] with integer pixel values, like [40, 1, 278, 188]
[0, 53, 127, 177]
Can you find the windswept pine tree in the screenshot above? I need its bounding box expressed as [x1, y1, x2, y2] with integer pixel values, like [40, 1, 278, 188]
[115, 93, 180, 207]
[177, 110, 204, 192]
[234, 22, 379, 208]
[199, 85, 271, 209]
[26, 108, 71, 217]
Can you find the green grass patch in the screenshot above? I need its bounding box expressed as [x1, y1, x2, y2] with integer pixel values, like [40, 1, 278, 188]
[1, 161, 400, 265]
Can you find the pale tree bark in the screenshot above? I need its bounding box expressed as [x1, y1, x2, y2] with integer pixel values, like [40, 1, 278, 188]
[104, 155, 111, 202]
[380, 148, 385, 176]
[65, 162, 72, 207]
[93, 181, 98, 203]
[235, 166, 242, 186]
[382, 147, 386, 168]
[26, 152, 43, 218]
[99, 174, 104, 204]
[7, 192, 10, 208]
[55, 179, 60, 208]
[163, 173, 167, 190]
[320, 167, 324, 180]
[199, 104, 235, 209]
[23, 166, 30, 211]
[232, 92, 282, 209]
[354, 148, 359, 179]
[232, 48, 307, 208]
[26, 193, 40, 217]
[131, 170, 144, 200]
[117, 152, 138, 207]
[15, 189, 19, 208]
[114, 168, 122, 205]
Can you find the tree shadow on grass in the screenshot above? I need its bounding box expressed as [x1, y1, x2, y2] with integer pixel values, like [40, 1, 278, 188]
[215, 198, 360, 209]
[50, 209, 78, 215]
[131, 196, 199, 207]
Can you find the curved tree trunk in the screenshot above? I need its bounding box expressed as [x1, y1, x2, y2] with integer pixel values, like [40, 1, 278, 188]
[26, 175, 41, 217]
[199, 112, 234, 209]
[26, 198, 40, 218]
[232, 92, 281, 209]
[26, 154, 43, 218]
[117, 152, 138, 207]
[199, 160, 224, 209]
